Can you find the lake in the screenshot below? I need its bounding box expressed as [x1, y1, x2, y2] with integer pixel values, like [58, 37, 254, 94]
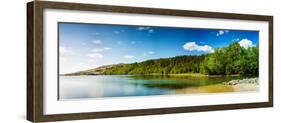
[59, 75, 246, 100]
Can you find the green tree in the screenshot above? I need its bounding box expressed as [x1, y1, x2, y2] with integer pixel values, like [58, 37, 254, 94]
[103, 42, 258, 77]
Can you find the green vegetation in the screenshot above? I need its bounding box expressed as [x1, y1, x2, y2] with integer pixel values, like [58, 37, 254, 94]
[168, 73, 206, 77]
[104, 55, 206, 75]
[200, 42, 258, 76]
[103, 42, 258, 76]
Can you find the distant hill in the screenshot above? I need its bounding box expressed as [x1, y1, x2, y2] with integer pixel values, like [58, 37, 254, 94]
[65, 55, 205, 75]
[64, 64, 124, 75]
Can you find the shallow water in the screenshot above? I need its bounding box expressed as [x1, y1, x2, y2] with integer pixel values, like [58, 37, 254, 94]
[59, 75, 243, 100]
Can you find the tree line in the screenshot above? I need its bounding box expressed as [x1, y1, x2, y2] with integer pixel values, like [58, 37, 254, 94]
[103, 42, 258, 76]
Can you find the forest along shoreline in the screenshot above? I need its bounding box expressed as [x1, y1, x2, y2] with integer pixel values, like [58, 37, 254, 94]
[63, 42, 259, 93]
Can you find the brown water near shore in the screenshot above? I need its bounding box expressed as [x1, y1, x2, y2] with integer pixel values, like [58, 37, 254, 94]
[173, 83, 258, 94]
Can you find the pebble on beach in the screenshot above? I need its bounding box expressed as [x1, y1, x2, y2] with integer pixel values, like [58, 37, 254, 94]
[223, 78, 258, 86]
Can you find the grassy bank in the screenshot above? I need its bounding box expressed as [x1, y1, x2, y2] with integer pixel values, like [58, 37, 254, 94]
[137, 73, 242, 77]
[167, 73, 206, 77]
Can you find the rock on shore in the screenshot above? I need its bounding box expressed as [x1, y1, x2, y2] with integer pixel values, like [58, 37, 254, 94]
[223, 78, 258, 86]
[172, 77, 259, 94]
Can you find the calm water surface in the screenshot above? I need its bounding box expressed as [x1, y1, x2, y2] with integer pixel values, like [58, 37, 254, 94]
[59, 75, 242, 100]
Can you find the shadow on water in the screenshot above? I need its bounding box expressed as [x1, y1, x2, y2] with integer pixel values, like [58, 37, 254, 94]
[123, 75, 243, 89]
[59, 75, 252, 99]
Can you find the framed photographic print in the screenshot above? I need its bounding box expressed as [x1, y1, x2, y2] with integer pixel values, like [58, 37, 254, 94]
[27, 1, 273, 122]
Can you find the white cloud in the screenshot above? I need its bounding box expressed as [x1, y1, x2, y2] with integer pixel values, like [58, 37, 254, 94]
[89, 59, 96, 62]
[87, 53, 104, 58]
[104, 47, 112, 50]
[91, 47, 112, 52]
[183, 42, 213, 53]
[183, 42, 197, 51]
[92, 40, 102, 44]
[117, 41, 122, 45]
[114, 31, 120, 34]
[216, 30, 229, 36]
[137, 26, 154, 33]
[238, 39, 254, 49]
[60, 47, 72, 55]
[143, 53, 147, 56]
[124, 55, 135, 59]
[91, 48, 104, 52]
[198, 45, 213, 52]
[137, 27, 150, 30]
[148, 51, 154, 54]
[143, 51, 155, 56]
[88, 47, 111, 61]
[218, 30, 224, 35]
[82, 42, 87, 46]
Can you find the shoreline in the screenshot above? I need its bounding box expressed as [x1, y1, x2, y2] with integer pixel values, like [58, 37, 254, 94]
[223, 77, 259, 92]
[173, 77, 259, 94]
[61, 73, 253, 78]
[223, 77, 258, 85]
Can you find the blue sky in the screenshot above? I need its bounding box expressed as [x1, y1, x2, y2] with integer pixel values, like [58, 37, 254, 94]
[59, 22, 259, 74]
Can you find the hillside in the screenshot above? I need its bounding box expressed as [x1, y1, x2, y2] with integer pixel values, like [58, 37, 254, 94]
[64, 64, 123, 75]
[103, 55, 205, 75]
[65, 42, 259, 76]
[65, 55, 206, 75]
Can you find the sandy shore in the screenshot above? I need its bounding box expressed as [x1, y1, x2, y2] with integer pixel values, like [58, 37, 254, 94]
[173, 78, 259, 94]
[223, 78, 258, 92]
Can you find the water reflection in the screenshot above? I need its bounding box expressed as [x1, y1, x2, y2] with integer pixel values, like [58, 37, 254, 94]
[59, 75, 242, 100]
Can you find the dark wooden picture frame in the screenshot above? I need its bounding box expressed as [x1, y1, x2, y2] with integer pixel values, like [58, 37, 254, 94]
[27, 1, 273, 122]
